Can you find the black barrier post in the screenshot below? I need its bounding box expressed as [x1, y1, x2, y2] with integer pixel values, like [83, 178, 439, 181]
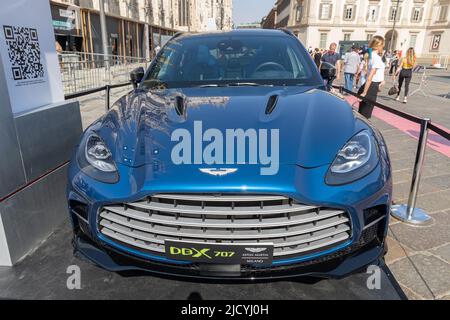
[105, 85, 111, 112]
[391, 118, 432, 225]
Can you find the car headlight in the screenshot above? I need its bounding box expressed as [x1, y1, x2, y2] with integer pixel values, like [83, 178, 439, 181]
[77, 133, 119, 183]
[85, 134, 116, 172]
[325, 130, 379, 185]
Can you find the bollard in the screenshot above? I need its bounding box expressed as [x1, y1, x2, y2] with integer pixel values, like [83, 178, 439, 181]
[105, 85, 111, 112]
[391, 118, 432, 225]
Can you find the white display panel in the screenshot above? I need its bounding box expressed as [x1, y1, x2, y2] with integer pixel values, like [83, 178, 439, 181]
[0, 0, 64, 115]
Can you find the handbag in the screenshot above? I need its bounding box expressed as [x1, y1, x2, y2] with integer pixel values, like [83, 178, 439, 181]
[388, 84, 399, 96]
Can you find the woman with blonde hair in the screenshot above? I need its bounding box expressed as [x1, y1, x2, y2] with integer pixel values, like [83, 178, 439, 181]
[394, 47, 416, 104]
[357, 52, 370, 89]
[358, 35, 386, 119]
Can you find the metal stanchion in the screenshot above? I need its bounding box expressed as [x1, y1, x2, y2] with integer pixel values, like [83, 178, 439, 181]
[391, 118, 432, 225]
[105, 85, 110, 112]
[410, 66, 428, 98]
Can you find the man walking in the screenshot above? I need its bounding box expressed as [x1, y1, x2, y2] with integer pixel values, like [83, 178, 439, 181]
[321, 43, 341, 87]
[343, 45, 361, 92]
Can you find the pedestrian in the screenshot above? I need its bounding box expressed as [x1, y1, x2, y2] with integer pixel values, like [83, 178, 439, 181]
[389, 50, 399, 76]
[313, 48, 321, 69]
[394, 47, 416, 104]
[320, 42, 341, 87]
[343, 45, 361, 92]
[357, 52, 370, 90]
[358, 35, 386, 119]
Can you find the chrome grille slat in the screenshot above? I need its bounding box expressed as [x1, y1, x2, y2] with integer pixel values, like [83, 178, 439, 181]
[102, 206, 345, 229]
[100, 210, 349, 240]
[100, 219, 350, 249]
[273, 233, 350, 256]
[128, 201, 317, 216]
[98, 194, 352, 260]
[153, 194, 287, 202]
[101, 228, 165, 253]
[100, 225, 350, 257]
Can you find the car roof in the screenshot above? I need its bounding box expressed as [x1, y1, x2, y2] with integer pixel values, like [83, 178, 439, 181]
[175, 29, 292, 40]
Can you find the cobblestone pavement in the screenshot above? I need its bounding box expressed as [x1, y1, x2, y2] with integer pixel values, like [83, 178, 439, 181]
[75, 85, 133, 130]
[74, 75, 450, 300]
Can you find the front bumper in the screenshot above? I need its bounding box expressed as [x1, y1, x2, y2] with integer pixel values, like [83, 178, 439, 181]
[72, 217, 387, 280]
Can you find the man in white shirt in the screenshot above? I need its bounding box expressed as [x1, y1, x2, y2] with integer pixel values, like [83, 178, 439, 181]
[343, 45, 361, 92]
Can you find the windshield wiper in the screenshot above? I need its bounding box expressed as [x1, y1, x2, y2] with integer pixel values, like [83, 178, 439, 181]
[227, 82, 273, 87]
[197, 84, 221, 88]
[195, 82, 274, 88]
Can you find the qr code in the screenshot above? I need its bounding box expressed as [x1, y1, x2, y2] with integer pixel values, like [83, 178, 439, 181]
[3, 25, 44, 81]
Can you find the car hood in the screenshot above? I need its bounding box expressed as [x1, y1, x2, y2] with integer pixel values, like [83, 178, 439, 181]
[95, 86, 356, 170]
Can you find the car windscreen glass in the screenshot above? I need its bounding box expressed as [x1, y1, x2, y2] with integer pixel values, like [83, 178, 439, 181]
[142, 34, 322, 89]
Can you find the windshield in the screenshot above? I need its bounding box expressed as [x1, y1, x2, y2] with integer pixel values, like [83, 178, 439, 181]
[142, 34, 322, 89]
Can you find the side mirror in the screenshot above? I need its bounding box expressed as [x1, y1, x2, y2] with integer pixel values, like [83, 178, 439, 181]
[130, 67, 144, 88]
[320, 62, 336, 80]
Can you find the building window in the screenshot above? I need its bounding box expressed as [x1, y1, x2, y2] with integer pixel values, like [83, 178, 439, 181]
[296, 4, 303, 22]
[343, 4, 355, 21]
[388, 6, 402, 22]
[320, 32, 328, 48]
[367, 5, 379, 22]
[411, 7, 423, 22]
[106, 0, 120, 15]
[319, 3, 332, 20]
[178, 0, 190, 26]
[127, 0, 139, 20]
[366, 33, 374, 41]
[438, 5, 448, 21]
[344, 33, 351, 41]
[409, 34, 418, 48]
[79, 0, 94, 8]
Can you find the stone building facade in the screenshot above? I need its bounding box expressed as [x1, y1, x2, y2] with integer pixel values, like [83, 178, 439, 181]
[263, 0, 450, 59]
[50, 0, 232, 58]
[56, 0, 233, 31]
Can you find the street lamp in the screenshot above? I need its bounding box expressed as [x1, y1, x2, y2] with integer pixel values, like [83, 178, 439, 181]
[389, 0, 400, 52]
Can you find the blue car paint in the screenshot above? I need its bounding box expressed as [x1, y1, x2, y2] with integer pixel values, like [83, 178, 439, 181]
[67, 30, 392, 278]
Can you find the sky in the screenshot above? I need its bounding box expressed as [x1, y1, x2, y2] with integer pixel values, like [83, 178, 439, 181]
[233, 0, 276, 26]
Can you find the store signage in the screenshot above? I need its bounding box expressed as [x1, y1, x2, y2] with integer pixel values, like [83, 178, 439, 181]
[53, 20, 73, 31]
[0, 0, 64, 114]
[431, 34, 441, 51]
[59, 9, 76, 19]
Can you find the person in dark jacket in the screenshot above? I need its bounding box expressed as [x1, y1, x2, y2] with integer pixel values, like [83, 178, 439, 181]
[320, 43, 341, 87]
[313, 48, 321, 69]
[389, 50, 399, 76]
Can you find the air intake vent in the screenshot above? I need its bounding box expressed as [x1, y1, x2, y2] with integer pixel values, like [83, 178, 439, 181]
[265, 95, 279, 114]
[175, 96, 186, 117]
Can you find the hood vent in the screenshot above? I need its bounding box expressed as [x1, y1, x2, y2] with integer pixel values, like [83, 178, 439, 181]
[175, 96, 187, 117]
[265, 94, 279, 115]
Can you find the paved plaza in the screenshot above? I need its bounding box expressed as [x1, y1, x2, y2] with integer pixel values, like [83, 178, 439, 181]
[336, 68, 450, 300]
[69, 68, 450, 300]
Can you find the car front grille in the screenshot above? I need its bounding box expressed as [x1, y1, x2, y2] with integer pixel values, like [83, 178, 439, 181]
[98, 194, 352, 260]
